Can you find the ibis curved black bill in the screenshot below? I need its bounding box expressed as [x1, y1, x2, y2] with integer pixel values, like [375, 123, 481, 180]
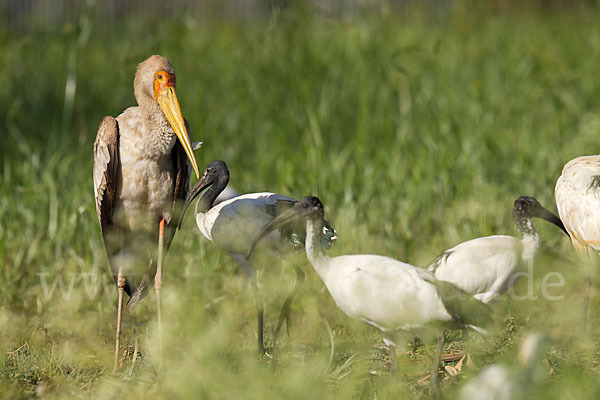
[245, 195, 331, 259]
[176, 170, 213, 229]
[245, 205, 306, 260]
[535, 207, 569, 237]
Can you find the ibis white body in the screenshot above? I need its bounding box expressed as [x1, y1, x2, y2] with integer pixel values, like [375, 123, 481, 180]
[429, 233, 539, 304]
[195, 192, 297, 256]
[312, 251, 453, 337]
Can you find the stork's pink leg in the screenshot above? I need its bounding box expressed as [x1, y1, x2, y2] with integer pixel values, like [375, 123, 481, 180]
[113, 267, 125, 373]
[583, 263, 591, 332]
[155, 218, 165, 368]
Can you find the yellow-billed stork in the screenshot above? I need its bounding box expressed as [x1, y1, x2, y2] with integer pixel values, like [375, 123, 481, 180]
[555, 155, 600, 328]
[177, 161, 337, 355]
[429, 196, 568, 303]
[93, 55, 200, 371]
[246, 196, 490, 395]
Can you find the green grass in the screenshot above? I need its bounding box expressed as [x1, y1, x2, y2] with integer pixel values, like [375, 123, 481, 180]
[3, 3, 600, 398]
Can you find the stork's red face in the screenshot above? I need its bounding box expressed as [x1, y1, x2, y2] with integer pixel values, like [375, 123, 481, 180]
[153, 70, 200, 179]
[153, 71, 176, 98]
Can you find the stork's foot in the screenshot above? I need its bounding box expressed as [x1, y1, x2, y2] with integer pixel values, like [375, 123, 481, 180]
[112, 345, 128, 374]
[113, 269, 125, 373]
[112, 351, 121, 373]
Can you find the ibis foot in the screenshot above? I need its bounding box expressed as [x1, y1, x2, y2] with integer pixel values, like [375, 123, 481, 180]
[430, 332, 445, 399]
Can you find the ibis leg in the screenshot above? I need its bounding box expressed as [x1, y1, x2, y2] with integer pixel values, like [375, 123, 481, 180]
[236, 258, 266, 355]
[113, 267, 126, 373]
[155, 218, 165, 368]
[273, 265, 305, 346]
[431, 332, 445, 399]
[390, 345, 397, 373]
[252, 279, 266, 356]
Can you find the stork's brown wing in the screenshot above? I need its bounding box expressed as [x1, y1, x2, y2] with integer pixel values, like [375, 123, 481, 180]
[93, 116, 120, 234]
[164, 119, 192, 250]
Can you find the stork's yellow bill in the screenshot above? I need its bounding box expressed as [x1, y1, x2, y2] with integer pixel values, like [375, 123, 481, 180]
[154, 70, 200, 179]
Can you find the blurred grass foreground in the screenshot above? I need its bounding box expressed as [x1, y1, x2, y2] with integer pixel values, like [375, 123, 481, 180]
[3, 0, 600, 398]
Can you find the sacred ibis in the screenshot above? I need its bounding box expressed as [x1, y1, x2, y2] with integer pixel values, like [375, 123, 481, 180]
[429, 196, 568, 303]
[93, 55, 200, 371]
[246, 196, 491, 395]
[178, 161, 337, 355]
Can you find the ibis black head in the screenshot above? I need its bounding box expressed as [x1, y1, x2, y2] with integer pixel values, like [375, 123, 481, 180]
[178, 160, 230, 228]
[185, 160, 229, 204]
[293, 196, 325, 220]
[199, 160, 229, 188]
[512, 196, 569, 236]
[513, 196, 544, 219]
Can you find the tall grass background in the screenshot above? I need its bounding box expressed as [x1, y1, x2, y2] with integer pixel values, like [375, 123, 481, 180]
[2, 1, 600, 398]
